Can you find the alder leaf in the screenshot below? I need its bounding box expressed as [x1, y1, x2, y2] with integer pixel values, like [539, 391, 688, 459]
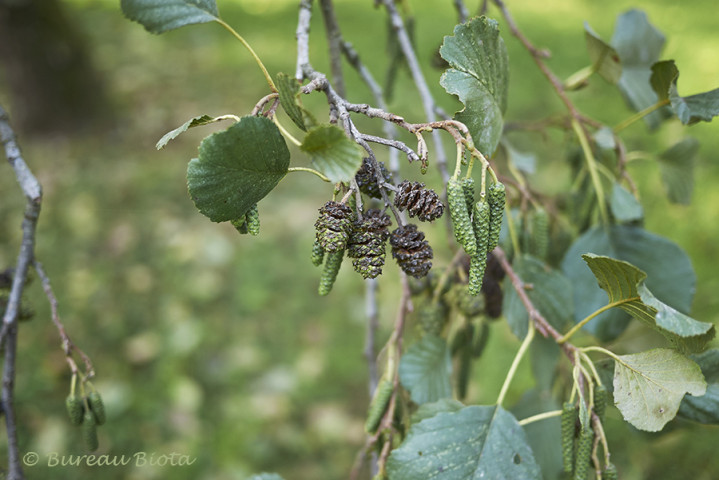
[581, 254, 714, 353]
[439, 16, 509, 156]
[609, 182, 643, 223]
[411, 398, 465, 425]
[678, 349, 719, 424]
[399, 334, 452, 405]
[502, 255, 574, 340]
[187, 116, 290, 222]
[300, 124, 364, 183]
[386, 405, 542, 479]
[613, 348, 706, 432]
[657, 137, 698, 205]
[562, 225, 696, 341]
[610, 9, 670, 129]
[276, 73, 307, 132]
[156, 114, 237, 150]
[651, 60, 719, 125]
[121, 0, 219, 34]
[584, 23, 621, 84]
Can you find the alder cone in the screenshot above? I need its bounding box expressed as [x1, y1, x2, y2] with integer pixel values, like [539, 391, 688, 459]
[355, 158, 392, 199]
[347, 209, 391, 279]
[315, 201, 354, 252]
[394, 180, 444, 221]
[390, 224, 433, 278]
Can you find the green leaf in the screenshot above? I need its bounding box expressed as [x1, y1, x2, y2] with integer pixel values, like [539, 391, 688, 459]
[610, 9, 669, 129]
[439, 16, 509, 156]
[187, 116, 290, 222]
[156, 114, 238, 150]
[120, 0, 219, 34]
[386, 405, 542, 479]
[651, 60, 719, 125]
[502, 255, 574, 340]
[411, 398, 465, 424]
[300, 124, 364, 183]
[609, 183, 643, 223]
[276, 73, 306, 132]
[657, 137, 698, 205]
[678, 349, 719, 424]
[581, 254, 714, 353]
[399, 334, 452, 405]
[613, 348, 706, 431]
[561, 225, 696, 341]
[584, 22, 621, 84]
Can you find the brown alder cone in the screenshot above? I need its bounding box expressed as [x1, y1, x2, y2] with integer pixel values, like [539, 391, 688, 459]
[394, 180, 444, 221]
[390, 224, 433, 278]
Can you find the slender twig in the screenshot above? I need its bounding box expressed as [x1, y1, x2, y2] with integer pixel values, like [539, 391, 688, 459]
[358, 133, 420, 163]
[518, 409, 563, 426]
[295, 0, 314, 80]
[216, 19, 277, 92]
[380, 0, 449, 183]
[318, 0, 346, 97]
[287, 167, 332, 182]
[365, 278, 380, 397]
[251, 93, 279, 116]
[34, 262, 95, 378]
[453, 0, 470, 23]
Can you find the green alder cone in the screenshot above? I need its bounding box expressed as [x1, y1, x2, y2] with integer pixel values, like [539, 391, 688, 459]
[365, 379, 394, 434]
[310, 239, 325, 267]
[469, 199, 490, 296]
[594, 384, 608, 420]
[245, 203, 260, 236]
[461, 177, 475, 212]
[603, 463, 618, 480]
[530, 207, 549, 260]
[88, 391, 106, 425]
[318, 250, 344, 296]
[82, 410, 99, 452]
[65, 394, 84, 426]
[447, 178, 477, 256]
[573, 425, 594, 480]
[417, 301, 447, 336]
[561, 402, 577, 474]
[487, 181, 506, 251]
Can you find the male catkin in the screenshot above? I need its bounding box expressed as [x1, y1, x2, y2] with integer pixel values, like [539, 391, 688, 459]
[447, 178, 477, 256]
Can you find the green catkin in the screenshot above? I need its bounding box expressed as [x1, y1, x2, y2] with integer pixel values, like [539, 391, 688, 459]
[603, 463, 618, 480]
[365, 379, 394, 434]
[88, 391, 106, 425]
[318, 250, 344, 296]
[311, 239, 325, 267]
[573, 425, 594, 480]
[461, 177, 475, 212]
[65, 394, 84, 426]
[487, 182, 506, 251]
[469, 199, 490, 296]
[456, 288, 486, 317]
[244, 203, 260, 236]
[82, 410, 99, 451]
[561, 402, 577, 474]
[530, 207, 549, 260]
[594, 384, 608, 420]
[447, 178, 477, 256]
[231, 217, 249, 234]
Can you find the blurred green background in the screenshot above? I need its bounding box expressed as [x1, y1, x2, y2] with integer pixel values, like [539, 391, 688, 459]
[1, 0, 718, 479]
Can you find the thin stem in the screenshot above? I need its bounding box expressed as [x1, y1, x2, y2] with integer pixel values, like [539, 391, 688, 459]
[572, 118, 608, 225]
[579, 351, 603, 386]
[582, 346, 621, 363]
[216, 19, 277, 92]
[518, 409, 562, 426]
[559, 298, 637, 343]
[497, 321, 535, 407]
[273, 117, 302, 146]
[287, 167, 331, 182]
[613, 99, 670, 133]
[318, 0, 346, 97]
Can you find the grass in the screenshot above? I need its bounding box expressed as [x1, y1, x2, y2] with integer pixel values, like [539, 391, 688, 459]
[1, 1, 718, 479]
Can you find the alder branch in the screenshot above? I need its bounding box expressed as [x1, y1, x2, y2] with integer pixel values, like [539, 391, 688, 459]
[0, 103, 43, 480]
[318, 0, 346, 97]
[380, 0, 450, 183]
